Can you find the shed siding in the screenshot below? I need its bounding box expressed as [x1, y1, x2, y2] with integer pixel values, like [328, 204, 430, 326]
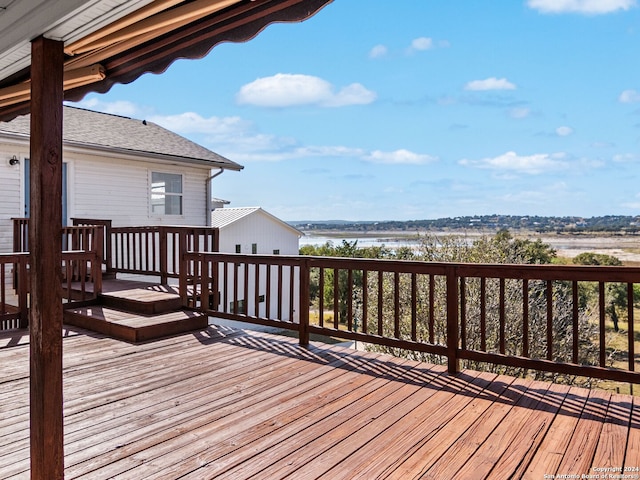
[217, 213, 299, 255]
[214, 211, 301, 322]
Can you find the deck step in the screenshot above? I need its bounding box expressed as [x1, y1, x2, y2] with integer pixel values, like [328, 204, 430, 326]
[98, 279, 183, 314]
[64, 306, 208, 343]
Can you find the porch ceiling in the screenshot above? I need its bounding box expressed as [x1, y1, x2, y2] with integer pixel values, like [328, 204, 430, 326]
[0, 0, 333, 122]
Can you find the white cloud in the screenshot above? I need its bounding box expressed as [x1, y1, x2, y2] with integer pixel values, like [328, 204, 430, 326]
[149, 111, 247, 136]
[67, 98, 144, 117]
[619, 89, 640, 103]
[369, 44, 388, 58]
[527, 0, 636, 14]
[410, 37, 434, 51]
[556, 126, 574, 136]
[363, 149, 437, 165]
[613, 153, 640, 162]
[236, 73, 376, 108]
[509, 107, 531, 119]
[459, 151, 569, 175]
[464, 77, 517, 91]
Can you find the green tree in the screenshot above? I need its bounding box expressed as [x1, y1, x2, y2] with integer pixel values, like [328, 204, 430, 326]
[368, 231, 599, 386]
[572, 252, 626, 332]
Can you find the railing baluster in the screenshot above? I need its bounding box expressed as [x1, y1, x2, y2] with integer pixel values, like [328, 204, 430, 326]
[411, 272, 417, 341]
[394, 272, 400, 338]
[362, 269, 368, 334]
[289, 265, 295, 322]
[599, 281, 606, 367]
[460, 277, 466, 351]
[629, 282, 635, 372]
[318, 267, 324, 327]
[265, 264, 272, 319]
[243, 261, 249, 316]
[547, 280, 554, 361]
[254, 263, 260, 318]
[522, 279, 529, 358]
[223, 261, 228, 313]
[480, 277, 486, 352]
[377, 270, 383, 336]
[429, 273, 435, 344]
[572, 280, 579, 364]
[278, 264, 283, 320]
[347, 269, 353, 331]
[500, 278, 506, 355]
[333, 268, 339, 330]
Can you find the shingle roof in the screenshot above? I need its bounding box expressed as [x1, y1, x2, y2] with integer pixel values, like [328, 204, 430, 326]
[0, 106, 243, 171]
[211, 207, 302, 236]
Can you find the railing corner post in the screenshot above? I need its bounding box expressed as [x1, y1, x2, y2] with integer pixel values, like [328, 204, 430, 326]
[299, 258, 310, 346]
[446, 265, 460, 374]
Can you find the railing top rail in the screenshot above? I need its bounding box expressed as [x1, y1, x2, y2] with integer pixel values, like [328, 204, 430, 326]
[0, 252, 29, 261]
[192, 252, 640, 280]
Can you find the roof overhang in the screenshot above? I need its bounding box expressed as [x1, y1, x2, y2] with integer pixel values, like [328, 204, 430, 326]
[0, 0, 333, 122]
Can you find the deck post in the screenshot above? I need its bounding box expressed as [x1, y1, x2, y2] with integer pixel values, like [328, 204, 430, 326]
[298, 258, 310, 346]
[29, 36, 65, 480]
[446, 265, 460, 374]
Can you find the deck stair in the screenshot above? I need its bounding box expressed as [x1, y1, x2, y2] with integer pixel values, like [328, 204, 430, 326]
[64, 279, 208, 342]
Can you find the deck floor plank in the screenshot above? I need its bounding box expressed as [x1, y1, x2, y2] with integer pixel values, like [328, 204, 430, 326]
[521, 385, 592, 478]
[591, 393, 633, 472]
[381, 373, 518, 480]
[106, 354, 398, 480]
[421, 376, 540, 478]
[156, 354, 427, 480]
[624, 395, 640, 468]
[556, 388, 612, 475]
[486, 382, 572, 479]
[0, 326, 637, 480]
[65, 340, 367, 478]
[318, 370, 498, 480]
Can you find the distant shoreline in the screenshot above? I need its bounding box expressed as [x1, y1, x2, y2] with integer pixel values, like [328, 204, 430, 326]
[301, 229, 640, 264]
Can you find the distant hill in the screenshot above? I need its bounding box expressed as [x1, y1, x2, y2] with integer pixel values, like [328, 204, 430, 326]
[290, 215, 640, 234]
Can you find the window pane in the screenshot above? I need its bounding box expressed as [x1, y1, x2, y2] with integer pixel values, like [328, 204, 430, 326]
[165, 195, 182, 215]
[151, 172, 183, 215]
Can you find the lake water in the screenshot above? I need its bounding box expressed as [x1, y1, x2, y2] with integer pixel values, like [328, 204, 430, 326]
[299, 231, 640, 262]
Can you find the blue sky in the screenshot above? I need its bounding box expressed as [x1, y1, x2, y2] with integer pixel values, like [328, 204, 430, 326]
[71, 0, 640, 221]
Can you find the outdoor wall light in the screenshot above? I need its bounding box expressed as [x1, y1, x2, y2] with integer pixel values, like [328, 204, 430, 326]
[9, 155, 19, 166]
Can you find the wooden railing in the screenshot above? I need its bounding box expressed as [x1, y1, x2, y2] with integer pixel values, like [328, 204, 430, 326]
[72, 218, 113, 273]
[13, 219, 219, 283]
[183, 252, 640, 385]
[0, 249, 102, 331]
[13, 219, 104, 256]
[110, 226, 218, 282]
[1, 254, 28, 331]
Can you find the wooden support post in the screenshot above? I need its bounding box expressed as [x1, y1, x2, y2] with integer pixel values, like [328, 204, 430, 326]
[298, 259, 310, 346]
[446, 265, 460, 375]
[29, 36, 65, 480]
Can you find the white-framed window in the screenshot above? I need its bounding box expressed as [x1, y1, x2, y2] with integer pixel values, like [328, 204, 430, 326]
[151, 172, 182, 215]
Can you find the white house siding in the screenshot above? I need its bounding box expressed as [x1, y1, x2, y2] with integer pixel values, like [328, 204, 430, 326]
[69, 151, 209, 227]
[0, 144, 27, 254]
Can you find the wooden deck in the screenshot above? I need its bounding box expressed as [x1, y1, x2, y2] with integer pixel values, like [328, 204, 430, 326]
[0, 326, 638, 479]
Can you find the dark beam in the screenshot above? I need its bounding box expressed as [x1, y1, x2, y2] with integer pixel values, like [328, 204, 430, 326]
[29, 36, 65, 480]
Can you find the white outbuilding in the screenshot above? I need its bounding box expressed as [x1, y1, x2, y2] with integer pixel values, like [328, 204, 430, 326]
[210, 206, 302, 256]
[210, 206, 303, 324]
